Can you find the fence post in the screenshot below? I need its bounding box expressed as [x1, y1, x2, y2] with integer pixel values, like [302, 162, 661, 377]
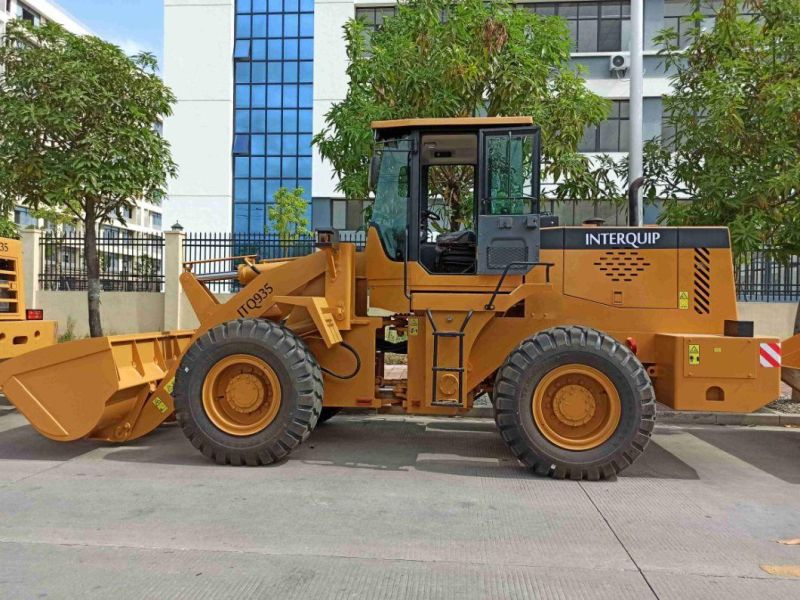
[20, 228, 42, 310]
[164, 229, 185, 331]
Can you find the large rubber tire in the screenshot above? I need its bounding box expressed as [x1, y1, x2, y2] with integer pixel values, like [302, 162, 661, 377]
[317, 407, 342, 424]
[493, 326, 655, 480]
[174, 319, 323, 465]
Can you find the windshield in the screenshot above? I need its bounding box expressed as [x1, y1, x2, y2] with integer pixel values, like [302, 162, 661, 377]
[371, 138, 411, 260]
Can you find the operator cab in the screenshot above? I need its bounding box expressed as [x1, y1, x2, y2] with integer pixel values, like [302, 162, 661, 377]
[368, 117, 544, 275]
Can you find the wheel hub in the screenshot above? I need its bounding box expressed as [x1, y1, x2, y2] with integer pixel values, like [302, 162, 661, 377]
[532, 364, 622, 451]
[225, 373, 265, 414]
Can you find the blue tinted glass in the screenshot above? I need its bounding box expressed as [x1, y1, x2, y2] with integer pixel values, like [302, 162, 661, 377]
[235, 180, 249, 201]
[281, 158, 297, 177]
[283, 135, 297, 154]
[299, 61, 312, 83]
[299, 180, 312, 197]
[283, 38, 298, 59]
[234, 204, 249, 232]
[235, 85, 249, 108]
[268, 15, 282, 37]
[298, 133, 312, 151]
[236, 110, 250, 133]
[235, 157, 250, 177]
[299, 84, 312, 108]
[299, 39, 313, 59]
[267, 85, 282, 107]
[298, 157, 311, 177]
[300, 0, 313, 13]
[284, 14, 298, 37]
[267, 62, 281, 83]
[252, 15, 267, 36]
[283, 86, 298, 107]
[252, 39, 267, 60]
[282, 110, 298, 131]
[253, 0, 267, 11]
[268, 0, 282, 13]
[250, 204, 265, 233]
[250, 180, 265, 202]
[298, 110, 312, 133]
[267, 135, 282, 154]
[251, 157, 265, 177]
[281, 179, 298, 190]
[267, 157, 281, 177]
[236, 63, 250, 83]
[251, 135, 266, 155]
[252, 62, 266, 83]
[251, 85, 266, 108]
[234, 40, 251, 59]
[299, 14, 313, 36]
[238, 0, 252, 11]
[266, 180, 281, 199]
[267, 39, 282, 59]
[267, 110, 281, 132]
[283, 62, 298, 83]
[284, 0, 298, 11]
[233, 134, 250, 155]
[236, 15, 251, 38]
[251, 110, 266, 133]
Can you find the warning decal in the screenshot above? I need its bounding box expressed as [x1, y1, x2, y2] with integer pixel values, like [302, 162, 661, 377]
[408, 318, 419, 337]
[688, 344, 701, 365]
[679, 291, 689, 310]
[759, 342, 781, 368]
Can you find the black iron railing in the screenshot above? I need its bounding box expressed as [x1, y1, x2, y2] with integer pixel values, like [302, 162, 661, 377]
[736, 251, 800, 303]
[183, 231, 366, 294]
[39, 231, 165, 292]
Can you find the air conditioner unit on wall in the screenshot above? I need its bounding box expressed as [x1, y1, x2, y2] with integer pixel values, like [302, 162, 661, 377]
[609, 53, 630, 72]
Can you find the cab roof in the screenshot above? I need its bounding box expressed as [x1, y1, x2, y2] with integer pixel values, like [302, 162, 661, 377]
[371, 116, 534, 130]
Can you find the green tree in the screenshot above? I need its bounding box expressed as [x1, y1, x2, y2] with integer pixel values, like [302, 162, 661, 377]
[268, 187, 311, 239]
[0, 21, 176, 337]
[314, 0, 617, 231]
[645, 0, 800, 398]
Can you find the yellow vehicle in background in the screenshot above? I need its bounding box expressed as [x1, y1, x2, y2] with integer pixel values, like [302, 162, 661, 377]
[0, 237, 56, 359]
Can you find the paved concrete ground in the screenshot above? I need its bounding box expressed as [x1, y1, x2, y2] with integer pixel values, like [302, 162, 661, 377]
[1, 406, 799, 599]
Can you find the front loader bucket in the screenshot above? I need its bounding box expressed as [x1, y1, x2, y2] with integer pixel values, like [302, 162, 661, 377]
[783, 334, 800, 395]
[0, 331, 193, 442]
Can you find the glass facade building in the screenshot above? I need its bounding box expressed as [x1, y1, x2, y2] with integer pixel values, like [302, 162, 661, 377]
[233, 0, 314, 234]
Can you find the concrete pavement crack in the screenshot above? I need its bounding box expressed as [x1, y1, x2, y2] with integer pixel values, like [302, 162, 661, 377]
[579, 481, 661, 600]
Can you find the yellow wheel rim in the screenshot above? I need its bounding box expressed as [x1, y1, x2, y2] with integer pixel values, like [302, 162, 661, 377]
[532, 364, 621, 451]
[202, 354, 282, 436]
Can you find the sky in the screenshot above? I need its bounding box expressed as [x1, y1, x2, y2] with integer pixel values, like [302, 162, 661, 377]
[55, 0, 164, 68]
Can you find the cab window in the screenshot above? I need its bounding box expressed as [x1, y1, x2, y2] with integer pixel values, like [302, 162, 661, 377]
[371, 138, 411, 260]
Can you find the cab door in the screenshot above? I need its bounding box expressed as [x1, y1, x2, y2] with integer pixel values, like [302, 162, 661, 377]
[477, 127, 542, 275]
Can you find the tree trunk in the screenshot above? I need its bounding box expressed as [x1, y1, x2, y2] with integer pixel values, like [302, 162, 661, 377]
[792, 300, 800, 403]
[84, 207, 103, 338]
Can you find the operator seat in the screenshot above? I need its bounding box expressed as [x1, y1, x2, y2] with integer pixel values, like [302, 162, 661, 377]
[434, 229, 476, 273]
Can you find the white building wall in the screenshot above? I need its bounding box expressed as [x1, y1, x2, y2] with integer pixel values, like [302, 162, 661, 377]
[163, 0, 234, 233]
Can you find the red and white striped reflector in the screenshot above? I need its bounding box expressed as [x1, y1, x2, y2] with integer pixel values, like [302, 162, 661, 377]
[759, 342, 782, 368]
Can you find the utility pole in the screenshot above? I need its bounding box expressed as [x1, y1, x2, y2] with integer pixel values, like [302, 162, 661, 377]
[629, 0, 644, 226]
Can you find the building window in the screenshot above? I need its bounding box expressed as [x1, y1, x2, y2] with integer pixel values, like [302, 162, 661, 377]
[579, 100, 629, 152]
[520, 2, 631, 53]
[355, 6, 398, 34]
[234, 0, 314, 234]
[14, 206, 37, 228]
[663, 1, 756, 49]
[16, 2, 41, 26]
[150, 211, 162, 230]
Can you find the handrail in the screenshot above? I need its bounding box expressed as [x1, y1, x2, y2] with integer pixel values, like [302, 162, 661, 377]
[484, 261, 554, 310]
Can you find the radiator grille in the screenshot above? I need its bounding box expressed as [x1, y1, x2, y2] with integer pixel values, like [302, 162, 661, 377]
[593, 251, 651, 283]
[693, 247, 711, 314]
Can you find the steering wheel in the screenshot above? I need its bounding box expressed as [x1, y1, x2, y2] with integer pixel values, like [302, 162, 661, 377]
[422, 209, 441, 222]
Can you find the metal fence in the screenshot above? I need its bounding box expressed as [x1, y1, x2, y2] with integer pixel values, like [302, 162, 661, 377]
[736, 251, 800, 303]
[183, 231, 366, 294]
[39, 231, 165, 292]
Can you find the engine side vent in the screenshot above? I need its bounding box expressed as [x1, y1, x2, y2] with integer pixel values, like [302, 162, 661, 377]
[593, 251, 651, 283]
[693, 247, 711, 314]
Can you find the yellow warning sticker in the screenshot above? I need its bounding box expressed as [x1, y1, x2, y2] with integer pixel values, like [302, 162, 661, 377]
[408, 318, 419, 337]
[688, 344, 701, 365]
[152, 397, 169, 414]
[679, 291, 689, 310]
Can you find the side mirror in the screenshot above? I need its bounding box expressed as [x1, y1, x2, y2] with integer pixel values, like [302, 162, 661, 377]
[368, 154, 380, 191]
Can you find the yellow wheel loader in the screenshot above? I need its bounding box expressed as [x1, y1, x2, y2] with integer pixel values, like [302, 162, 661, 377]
[0, 237, 57, 360]
[1, 117, 798, 479]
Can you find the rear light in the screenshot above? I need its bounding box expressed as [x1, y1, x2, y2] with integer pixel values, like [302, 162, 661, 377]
[26, 309, 43, 321]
